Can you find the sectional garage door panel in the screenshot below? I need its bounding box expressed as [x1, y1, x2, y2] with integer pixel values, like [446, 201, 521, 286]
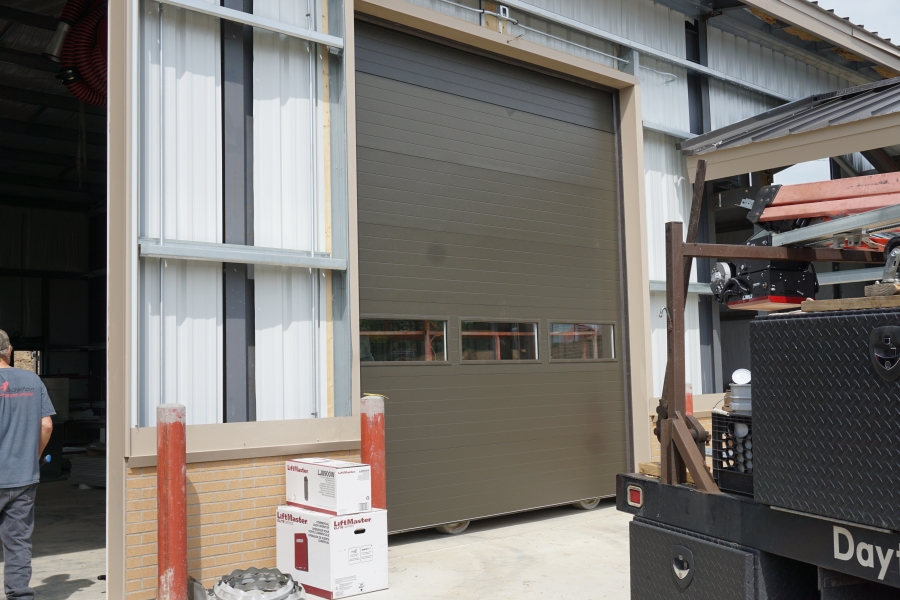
[356, 23, 614, 131]
[356, 22, 626, 533]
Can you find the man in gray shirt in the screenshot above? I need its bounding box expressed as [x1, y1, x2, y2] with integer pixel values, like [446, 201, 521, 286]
[0, 330, 54, 599]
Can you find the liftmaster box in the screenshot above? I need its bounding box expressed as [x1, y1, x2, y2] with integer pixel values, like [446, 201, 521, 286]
[276, 505, 388, 599]
[286, 458, 372, 516]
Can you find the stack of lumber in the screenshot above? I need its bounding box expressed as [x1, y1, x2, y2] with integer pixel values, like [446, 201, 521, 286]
[758, 172, 900, 222]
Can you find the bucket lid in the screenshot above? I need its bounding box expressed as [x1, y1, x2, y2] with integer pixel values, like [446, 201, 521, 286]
[731, 369, 751, 385]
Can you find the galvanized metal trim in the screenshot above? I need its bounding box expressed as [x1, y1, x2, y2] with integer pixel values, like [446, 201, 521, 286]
[156, 0, 344, 49]
[771, 204, 900, 247]
[497, 0, 793, 102]
[815, 267, 884, 286]
[649, 280, 711, 295]
[138, 239, 348, 270]
[643, 120, 696, 141]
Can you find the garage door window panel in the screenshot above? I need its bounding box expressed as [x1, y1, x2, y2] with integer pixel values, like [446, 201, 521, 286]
[461, 321, 538, 362]
[360, 319, 447, 363]
[549, 323, 616, 361]
[135, 0, 348, 426]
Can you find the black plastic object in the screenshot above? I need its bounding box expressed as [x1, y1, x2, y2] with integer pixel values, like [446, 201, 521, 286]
[751, 308, 900, 532]
[712, 412, 754, 496]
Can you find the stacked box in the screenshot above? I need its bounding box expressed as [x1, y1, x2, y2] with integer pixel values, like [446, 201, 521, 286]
[277, 458, 387, 598]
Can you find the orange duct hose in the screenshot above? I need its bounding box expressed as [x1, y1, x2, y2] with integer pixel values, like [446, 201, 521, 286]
[57, 0, 108, 107]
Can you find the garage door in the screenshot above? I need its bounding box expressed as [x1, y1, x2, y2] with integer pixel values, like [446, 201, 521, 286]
[356, 22, 626, 533]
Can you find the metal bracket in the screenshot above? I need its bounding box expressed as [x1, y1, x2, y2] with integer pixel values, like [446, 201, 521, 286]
[882, 247, 900, 283]
[747, 184, 782, 224]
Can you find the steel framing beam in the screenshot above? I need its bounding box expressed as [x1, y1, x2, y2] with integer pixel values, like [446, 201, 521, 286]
[0, 118, 106, 147]
[499, 0, 794, 101]
[157, 0, 344, 49]
[0, 146, 105, 173]
[0, 172, 100, 196]
[0, 48, 59, 73]
[0, 195, 96, 212]
[0, 6, 58, 31]
[138, 239, 348, 271]
[0, 85, 105, 116]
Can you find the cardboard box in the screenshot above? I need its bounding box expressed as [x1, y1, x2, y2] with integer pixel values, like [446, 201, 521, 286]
[276, 505, 388, 599]
[286, 458, 371, 516]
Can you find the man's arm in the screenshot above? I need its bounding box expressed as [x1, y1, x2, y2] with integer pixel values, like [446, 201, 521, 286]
[39, 416, 52, 457]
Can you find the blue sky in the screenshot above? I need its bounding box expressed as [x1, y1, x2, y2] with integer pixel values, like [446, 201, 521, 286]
[773, 1, 900, 185]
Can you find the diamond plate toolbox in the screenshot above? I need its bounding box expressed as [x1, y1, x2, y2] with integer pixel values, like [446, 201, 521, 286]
[630, 518, 817, 599]
[750, 308, 900, 531]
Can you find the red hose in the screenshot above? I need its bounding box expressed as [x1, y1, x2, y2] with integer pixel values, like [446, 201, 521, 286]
[58, 0, 107, 107]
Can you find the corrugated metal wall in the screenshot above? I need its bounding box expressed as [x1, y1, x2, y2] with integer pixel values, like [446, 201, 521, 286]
[137, 0, 223, 427]
[706, 27, 853, 129]
[253, 0, 328, 421]
[643, 131, 701, 396]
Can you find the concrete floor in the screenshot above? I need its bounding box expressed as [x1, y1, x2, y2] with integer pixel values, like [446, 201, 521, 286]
[0, 481, 107, 599]
[369, 500, 631, 600]
[2, 487, 631, 600]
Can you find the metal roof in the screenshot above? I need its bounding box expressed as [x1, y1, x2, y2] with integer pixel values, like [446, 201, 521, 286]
[679, 76, 900, 156]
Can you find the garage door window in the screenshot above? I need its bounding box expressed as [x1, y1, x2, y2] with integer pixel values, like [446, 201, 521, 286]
[550, 323, 616, 361]
[461, 322, 538, 361]
[360, 320, 447, 363]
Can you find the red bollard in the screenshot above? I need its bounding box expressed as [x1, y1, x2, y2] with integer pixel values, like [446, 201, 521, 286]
[157, 404, 187, 600]
[360, 395, 386, 510]
[685, 383, 694, 416]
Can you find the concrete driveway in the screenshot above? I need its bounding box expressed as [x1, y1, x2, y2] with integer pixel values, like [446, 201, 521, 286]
[8, 489, 630, 599]
[369, 499, 631, 600]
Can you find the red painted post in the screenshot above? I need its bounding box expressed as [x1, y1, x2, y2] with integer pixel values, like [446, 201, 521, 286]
[157, 404, 187, 600]
[685, 383, 694, 416]
[361, 395, 386, 510]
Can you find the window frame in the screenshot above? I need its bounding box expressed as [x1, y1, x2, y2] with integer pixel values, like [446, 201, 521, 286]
[359, 315, 453, 366]
[458, 318, 541, 364]
[547, 320, 619, 363]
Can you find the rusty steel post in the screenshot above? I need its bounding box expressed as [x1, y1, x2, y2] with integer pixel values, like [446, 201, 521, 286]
[361, 395, 387, 510]
[157, 404, 187, 600]
[663, 222, 687, 485]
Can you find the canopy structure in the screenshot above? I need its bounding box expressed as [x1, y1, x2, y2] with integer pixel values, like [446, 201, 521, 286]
[681, 77, 900, 181]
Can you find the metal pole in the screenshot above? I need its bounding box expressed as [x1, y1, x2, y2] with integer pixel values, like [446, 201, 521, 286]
[361, 395, 386, 510]
[157, 403, 187, 600]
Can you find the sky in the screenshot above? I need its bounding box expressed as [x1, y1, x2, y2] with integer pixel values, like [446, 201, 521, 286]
[773, 1, 900, 185]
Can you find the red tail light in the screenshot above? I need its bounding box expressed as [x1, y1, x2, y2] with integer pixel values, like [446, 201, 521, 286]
[627, 485, 643, 508]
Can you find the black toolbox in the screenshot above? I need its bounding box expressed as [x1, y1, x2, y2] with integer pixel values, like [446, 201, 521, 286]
[750, 308, 900, 532]
[630, 517, 818, 599]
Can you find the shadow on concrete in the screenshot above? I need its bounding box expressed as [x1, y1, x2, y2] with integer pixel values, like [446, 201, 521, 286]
[31, 573, 99, 600]
[33, 481, 105, 558]
[387, 498, 617, 547]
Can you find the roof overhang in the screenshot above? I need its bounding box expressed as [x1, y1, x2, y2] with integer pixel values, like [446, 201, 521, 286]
[738, 0, 900, 72]
[686, 109, 900, 181]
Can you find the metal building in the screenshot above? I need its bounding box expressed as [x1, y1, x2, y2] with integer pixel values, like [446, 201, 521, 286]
[4, 0, 900, 594]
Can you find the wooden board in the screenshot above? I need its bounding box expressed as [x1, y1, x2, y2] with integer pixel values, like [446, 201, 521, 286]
[639, 462, 696, 485]
[865, 282, 900, 297]
[760, 194, 900, 222]
[772, 173, 900, 205]
[801, 295, 900, 312]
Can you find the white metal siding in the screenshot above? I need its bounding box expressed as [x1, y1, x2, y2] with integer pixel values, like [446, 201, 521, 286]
[137, 0, 223, 427]
[253, 0, 328, 420]
[524, 0, 686, 56]
[639, 54, 690, 134]
[706, 27, 854, 130]
[644, 130, 702, 397]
